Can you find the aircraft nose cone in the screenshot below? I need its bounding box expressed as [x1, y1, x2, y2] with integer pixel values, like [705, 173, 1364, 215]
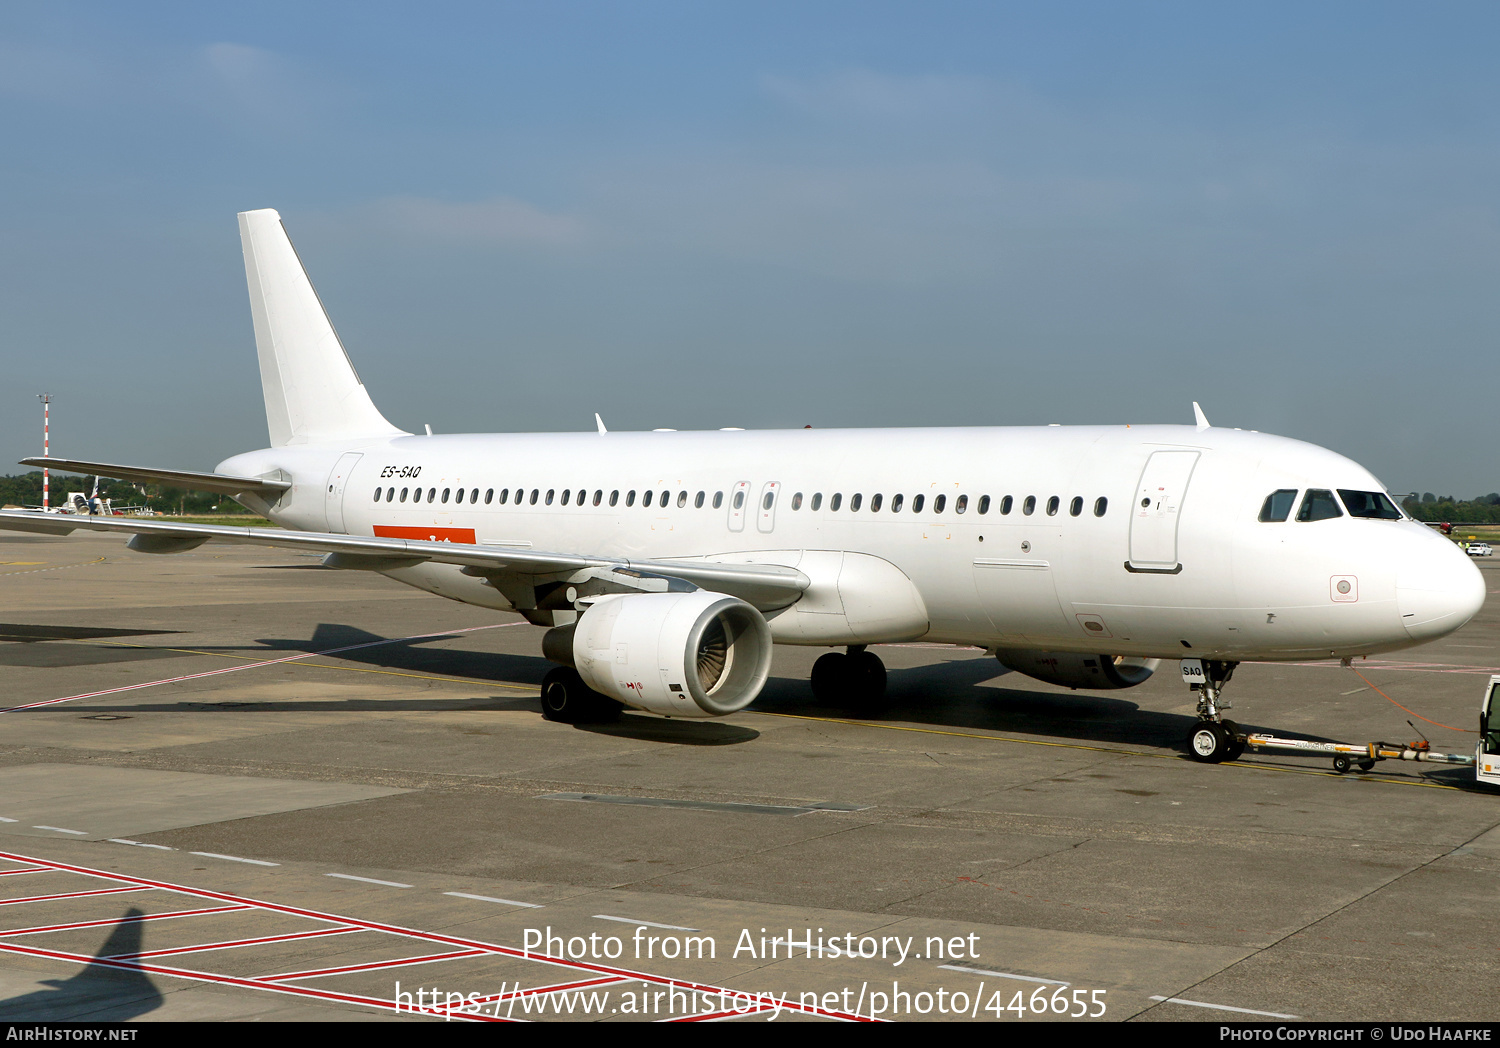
[1396, 532, 1486, 642]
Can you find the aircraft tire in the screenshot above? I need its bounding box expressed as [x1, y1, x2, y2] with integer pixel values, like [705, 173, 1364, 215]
[810, 652, 848, 705]
[1188, 722, 1231, 763]
[1221, 719, 1246, 761]
[845, 650, 889, 713]
[541, 667, 620, 724]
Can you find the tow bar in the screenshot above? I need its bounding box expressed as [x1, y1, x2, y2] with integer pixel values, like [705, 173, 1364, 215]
[1233, 673, 1500, 784]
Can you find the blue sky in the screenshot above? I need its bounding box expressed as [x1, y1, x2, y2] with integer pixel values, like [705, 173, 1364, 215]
[2, 2, 1498, 495]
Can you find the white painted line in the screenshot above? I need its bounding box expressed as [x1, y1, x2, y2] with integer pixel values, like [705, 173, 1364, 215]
[1149, 995, 1299, 1019]
[325, 873, 412, 888]
[444, 891, 543, 908]
[191, 852, 280, 867]
[940, 964, 1067, 986]
[31, 826, 86, 836]
[108, 839, 173, 850]
[0, 818, 16, 824]
[593, 914, 700, 932]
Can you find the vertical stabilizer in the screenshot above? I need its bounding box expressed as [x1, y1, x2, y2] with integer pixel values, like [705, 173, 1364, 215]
[239, 209, 406, 447]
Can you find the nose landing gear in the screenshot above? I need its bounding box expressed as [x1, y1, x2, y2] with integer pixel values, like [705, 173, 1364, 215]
[1184, 659, 1244, 763]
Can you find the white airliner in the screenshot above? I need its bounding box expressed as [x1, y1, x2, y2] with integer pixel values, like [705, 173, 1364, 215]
[3, 210, 1485, 763]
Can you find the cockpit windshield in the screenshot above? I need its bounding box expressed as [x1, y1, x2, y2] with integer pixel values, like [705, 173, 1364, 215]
[1297, 489, 1343, 522]
[1337, 490, 1403, 520]
[1258, 489, 1297, 522]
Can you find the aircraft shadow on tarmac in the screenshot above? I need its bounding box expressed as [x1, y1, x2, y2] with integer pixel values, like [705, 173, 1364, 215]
[0, 908, 163, 1022]
[39, 622, 1362, 756]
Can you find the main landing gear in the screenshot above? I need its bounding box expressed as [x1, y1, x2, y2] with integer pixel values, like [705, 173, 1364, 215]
[810, 646, 888, 712]
[1185, 659, 1245, 764]
[540, 667, 622, 724]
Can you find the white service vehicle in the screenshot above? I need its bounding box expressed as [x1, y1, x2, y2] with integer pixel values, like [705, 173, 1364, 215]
[0, 210, 1486, 764]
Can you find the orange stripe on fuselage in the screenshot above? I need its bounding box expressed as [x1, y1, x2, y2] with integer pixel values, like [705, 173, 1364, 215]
[372, 525, 477, 544]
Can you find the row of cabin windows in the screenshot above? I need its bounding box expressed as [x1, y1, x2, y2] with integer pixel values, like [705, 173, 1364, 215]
[372, 485, 1110, 518]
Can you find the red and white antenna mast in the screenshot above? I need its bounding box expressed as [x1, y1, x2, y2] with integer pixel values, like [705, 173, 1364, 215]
[37, 393, 52, 512]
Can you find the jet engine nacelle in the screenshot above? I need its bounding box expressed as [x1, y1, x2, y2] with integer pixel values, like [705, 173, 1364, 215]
[995, 650, 1160, 690]
[548, 591, 773, 718]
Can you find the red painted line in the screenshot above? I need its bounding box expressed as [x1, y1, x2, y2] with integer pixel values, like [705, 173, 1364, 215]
[0, 886, 145, 907]
[0, 868, 46, 877]
[1, 622, 521, 713]
[0, 939, 516, 1023]
[263, 947, 488, 982]
[117, 925, 363, 960]
[0, 904, 252, 937]
[0, 850, 867, 1021]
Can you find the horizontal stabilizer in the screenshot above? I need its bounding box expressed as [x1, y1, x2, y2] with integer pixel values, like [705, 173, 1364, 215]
[17, 458, 290, 497]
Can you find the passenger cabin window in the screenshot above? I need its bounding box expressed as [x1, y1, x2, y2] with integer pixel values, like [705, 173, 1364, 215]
[891, 493, 903, 513]
[1046, 496, 1059, 516]
[1000, 495, 1012, 515]
[400, 488, 408, 502]
[1338, 490, 1402, 520]
[1258, 489, 1297, 522]
[594, 490, 603, 506]
[978, 495, 990, 514]
[626, 490, 636, 507]
[733, 490, 744, 509]
[713, 491, 723, 509]
[933, 494, 946, 514]
[830, 493, 842, 511]
[912, 494, 924, 512]
[471, 488, 479, 504]
[660, 490, 670, 508]
[851, 494, 862, 511]
[428, 488, 437, 502]
[763, 491, 775, 510]
[546, 489, 555, 505]
[696, 491, 706, 508]
[610, 490, 619, 506]
[791, 492, 802, 510]
[1069, 496, 1083, 517]
[678, 491, 688, 508]
[1297, 489, 1343, 522]
[1094, 497, 1108, 517]
[484, 489, 493, 504]
[643, 490, 653, 506]
[561, 489, 570, 506]
[811, 493, 823, 510]
[955, 494, 967, 514]
[1023, 496, 1035, 515]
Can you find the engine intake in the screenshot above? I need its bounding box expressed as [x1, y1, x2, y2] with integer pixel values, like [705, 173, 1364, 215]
[995, 650, 1159, 690]
[545, 591, 772, 718]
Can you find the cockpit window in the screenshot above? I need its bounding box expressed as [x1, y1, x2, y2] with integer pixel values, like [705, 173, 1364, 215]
[1259, 489, 1297, 522]
[1338, 490, 1402, 520]
[1296, 489, 1343, 522]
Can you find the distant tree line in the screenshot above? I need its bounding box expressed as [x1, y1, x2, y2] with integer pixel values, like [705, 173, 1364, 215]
[1401, 492, 1500, 524]
[0, 472, 252, 515]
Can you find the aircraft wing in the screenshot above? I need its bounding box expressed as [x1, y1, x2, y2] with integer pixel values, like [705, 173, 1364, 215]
[0, 510, 809, 611]
[16, 458, 291, 497]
